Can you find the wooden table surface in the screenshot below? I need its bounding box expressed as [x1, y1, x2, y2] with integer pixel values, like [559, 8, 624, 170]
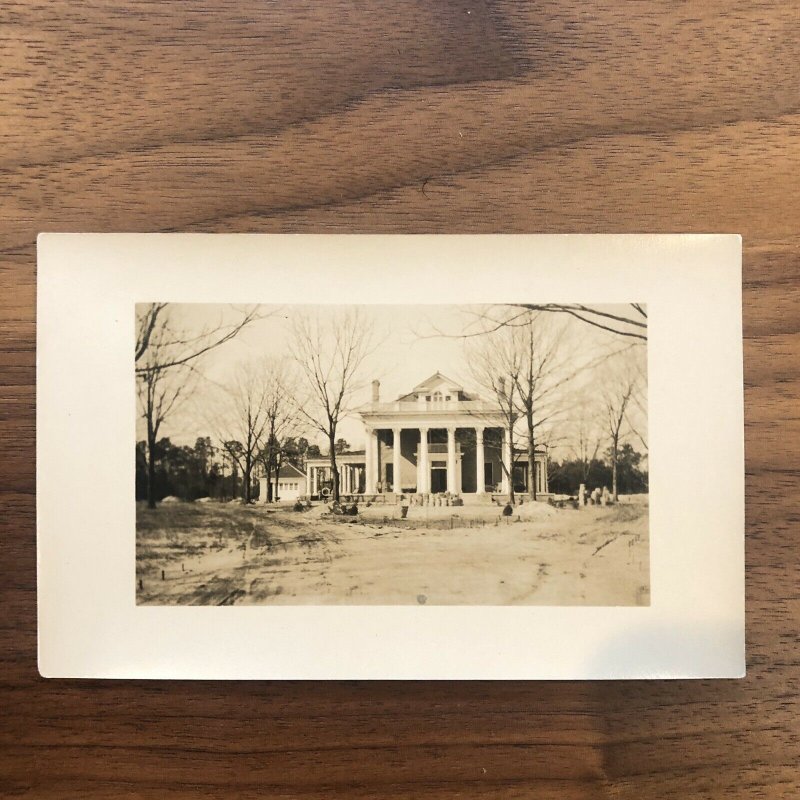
[2, 2, 799, 797]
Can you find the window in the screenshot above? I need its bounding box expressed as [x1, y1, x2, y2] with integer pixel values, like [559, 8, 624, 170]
[445, 395, 451, 401]
[432, 391, 443, 404]
[425, 395, 431, 401]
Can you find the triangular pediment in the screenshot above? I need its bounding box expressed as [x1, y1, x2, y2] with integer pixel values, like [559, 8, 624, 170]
[411, 371, 463, 393]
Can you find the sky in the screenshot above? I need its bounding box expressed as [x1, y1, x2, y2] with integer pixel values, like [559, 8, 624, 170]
[136, 303, 645, 455]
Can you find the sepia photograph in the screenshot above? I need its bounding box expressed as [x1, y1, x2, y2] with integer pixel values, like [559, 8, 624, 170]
[136, 301, 649, 606]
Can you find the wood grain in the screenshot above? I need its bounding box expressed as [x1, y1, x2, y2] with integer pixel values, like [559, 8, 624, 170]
[1, 1, 798, 797]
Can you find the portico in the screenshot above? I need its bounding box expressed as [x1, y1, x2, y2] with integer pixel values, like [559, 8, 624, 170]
[305, 372, 549, 501]
[362, 424, 509, 496]
[364, 372, 548, 497]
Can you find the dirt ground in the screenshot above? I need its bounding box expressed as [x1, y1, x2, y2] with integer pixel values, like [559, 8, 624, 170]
[136, 498, 649, 606]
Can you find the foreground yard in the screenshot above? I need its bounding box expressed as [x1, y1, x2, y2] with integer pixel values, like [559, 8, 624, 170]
[136, 500, 649, 606]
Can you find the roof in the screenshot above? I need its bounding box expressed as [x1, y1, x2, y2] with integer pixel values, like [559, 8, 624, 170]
[411, 371, 463, 393]
[305, 450, 366, 466]
[274, 463, 306, 479]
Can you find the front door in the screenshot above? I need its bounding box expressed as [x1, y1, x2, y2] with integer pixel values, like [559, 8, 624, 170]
[430, 464, 447, 493]
[385, 464, 394, 492]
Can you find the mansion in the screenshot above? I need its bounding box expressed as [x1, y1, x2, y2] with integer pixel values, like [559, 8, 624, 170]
[305, 373, 549, 501]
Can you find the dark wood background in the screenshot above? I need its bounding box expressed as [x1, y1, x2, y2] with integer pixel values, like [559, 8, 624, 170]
[2, 2, 798, 797]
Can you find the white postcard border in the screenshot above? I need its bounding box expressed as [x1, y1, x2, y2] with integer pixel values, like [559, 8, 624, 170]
[37, 233, 744, 679]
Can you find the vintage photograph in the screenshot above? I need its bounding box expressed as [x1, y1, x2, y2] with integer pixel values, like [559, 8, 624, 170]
[136, 302, 649, 606]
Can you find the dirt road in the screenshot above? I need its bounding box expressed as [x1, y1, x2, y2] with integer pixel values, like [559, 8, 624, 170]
[136, 501, 649, 606]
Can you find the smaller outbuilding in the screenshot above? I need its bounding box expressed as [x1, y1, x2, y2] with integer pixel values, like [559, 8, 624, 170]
[259, 463, 307, 503]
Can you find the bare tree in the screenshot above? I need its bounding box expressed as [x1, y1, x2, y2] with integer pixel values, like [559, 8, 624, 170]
[211, 361, 275, 505]
[602, 352, 645, 501]
[135, 303, 260, 508]
[514, 304, 647, 341]
[254, 360, 303, 503]
[137, 358, 196, 508]
[626, 356, 649, 454]
[510, 312, 578, 500]
[291, 309, 375, 502]
[135, 303, 261, 374]
[425, 303, 641, 500]
[565, 393, 605, 487]
[468, 309, 583, 501]
[467, 324, 525, 502]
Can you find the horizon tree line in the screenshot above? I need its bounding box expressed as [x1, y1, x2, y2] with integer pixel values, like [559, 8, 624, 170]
[136, 302, 647, 507]
[136, 303, 375, 506]
[135, 434, 330, 504]
[463, 305, 647, 503]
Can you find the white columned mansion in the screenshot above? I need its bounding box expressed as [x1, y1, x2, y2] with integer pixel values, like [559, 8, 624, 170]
[306, 373, 549, 501]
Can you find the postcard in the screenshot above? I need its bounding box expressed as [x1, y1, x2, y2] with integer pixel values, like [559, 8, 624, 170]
[37, 233, 744, 678]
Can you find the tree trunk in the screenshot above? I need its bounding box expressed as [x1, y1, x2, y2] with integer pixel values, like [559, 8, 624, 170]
[526, 408, 536, 501]
[243, 455, 252, 504]
[506, 421, 515, 503]
[612, 438, 619, 501]
[146, 405, 157, 509]
[147, 433, 157, 509]
[274, 452, 283, 501]
[329, 433, 340, 501]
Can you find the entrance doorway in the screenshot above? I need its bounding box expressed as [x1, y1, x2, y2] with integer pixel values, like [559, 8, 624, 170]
[430, 464, 447, 493]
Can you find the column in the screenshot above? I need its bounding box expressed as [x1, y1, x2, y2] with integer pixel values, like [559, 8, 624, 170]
[446, 426, 457, 494]
[365, 428, 375, 494]
[307, 465, 313, 497]
[417, 427, 429, 493]
[392, 428, 403, 494]
[475, 427, 485, 494]
[373, 429, 382, 492]
[501, 428, 511, 495]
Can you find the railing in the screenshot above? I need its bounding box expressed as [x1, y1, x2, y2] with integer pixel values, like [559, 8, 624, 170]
[361, 400, 497, 413]
[426, 443, 460, 454]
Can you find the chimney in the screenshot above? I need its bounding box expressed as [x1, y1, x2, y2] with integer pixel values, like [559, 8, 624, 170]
[372, 379, 380, 403]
